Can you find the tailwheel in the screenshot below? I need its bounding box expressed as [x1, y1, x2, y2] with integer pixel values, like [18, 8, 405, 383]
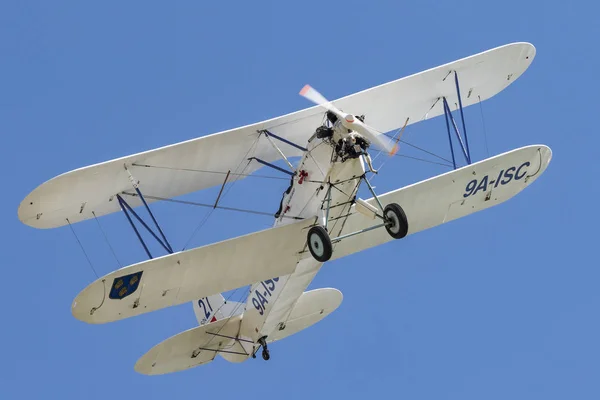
[262, 348, 270, 361]
[383, 203, 409, 239]
[258, 336, 270, 361]
[307, 225, 333, 262]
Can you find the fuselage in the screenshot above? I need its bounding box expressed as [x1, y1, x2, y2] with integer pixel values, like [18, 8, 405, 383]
[220, 130, 366, 361]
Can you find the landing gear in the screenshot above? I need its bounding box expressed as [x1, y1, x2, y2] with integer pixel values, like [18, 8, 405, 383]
[258, 336, 270, 361]
[304, 172, 409, 262]
[307, 226, 333, 262]
[262, 348, 270, 361]
[383, 203, 408, 239]
[305, 202, 408, 262]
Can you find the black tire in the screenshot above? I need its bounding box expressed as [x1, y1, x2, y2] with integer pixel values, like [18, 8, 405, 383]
[383, 203, 408, 239]
[307, 225, 333, 262]
[262, 349, 270, 361]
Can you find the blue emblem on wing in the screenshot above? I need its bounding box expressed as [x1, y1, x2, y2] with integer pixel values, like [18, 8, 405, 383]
[109, 271, 143, 300]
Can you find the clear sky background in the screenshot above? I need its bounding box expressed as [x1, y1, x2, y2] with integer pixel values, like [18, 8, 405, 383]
[2, 1, 599, 399]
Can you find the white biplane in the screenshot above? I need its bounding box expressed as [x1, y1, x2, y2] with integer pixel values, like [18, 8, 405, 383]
[18, 42, 551, 375]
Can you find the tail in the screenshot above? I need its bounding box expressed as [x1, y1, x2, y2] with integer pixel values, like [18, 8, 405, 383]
[193, 294, 244, 326]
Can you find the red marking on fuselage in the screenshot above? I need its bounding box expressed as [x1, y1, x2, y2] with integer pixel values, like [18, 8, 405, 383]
[298, 170, 308, 184]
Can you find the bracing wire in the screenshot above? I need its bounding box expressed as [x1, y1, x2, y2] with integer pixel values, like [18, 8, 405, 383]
[66, 218, 99, 279]
[93, 211, 122, 268]
[383, 133, 454, 164]
[121, 193, 301, 220]
[181, 136, 262, 250]
[478, 95, 490, 157]
[393, 154, 453, 168]
[131, 163, 288, 181]
[182, 208, 214, 252]
[369, 123, 453, 185]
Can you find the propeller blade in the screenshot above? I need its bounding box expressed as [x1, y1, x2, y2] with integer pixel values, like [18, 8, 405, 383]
[299, 84, 394, 155]
[388, 117, 410, 156]
[299, 85, 344, 116]
[352, 121, 395, 154]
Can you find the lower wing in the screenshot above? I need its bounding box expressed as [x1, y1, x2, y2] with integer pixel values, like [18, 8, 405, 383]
[328, 144, 551, 260]
[72, 219, 313, 324]
[72, 144, 551, 324]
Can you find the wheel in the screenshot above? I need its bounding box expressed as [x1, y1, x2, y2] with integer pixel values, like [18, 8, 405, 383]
[262, 349, 270, 361]
[307, 225, 333, 262]
[383, 203, 408, 239]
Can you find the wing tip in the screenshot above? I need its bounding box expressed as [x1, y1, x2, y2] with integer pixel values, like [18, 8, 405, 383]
[134, 356, 156, 376]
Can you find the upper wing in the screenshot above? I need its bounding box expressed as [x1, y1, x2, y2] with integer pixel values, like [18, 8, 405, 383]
[71, 218, 313, 324]
[19, 43, 535, 229]
[325, 145, 552, 261]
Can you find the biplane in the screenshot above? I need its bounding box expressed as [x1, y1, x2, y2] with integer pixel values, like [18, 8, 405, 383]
[18, 42, 551, 375]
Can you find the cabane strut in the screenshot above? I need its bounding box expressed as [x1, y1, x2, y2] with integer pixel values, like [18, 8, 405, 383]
[247, 129, 308, 177]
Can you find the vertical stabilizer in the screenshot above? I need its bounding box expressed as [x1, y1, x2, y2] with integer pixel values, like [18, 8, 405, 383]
[193, 294, 244, 326]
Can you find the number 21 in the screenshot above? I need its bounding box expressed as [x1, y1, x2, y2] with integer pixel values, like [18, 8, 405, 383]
[198, 297, 213, 319]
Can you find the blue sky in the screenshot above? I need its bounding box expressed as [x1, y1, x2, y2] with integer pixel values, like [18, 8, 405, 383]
[2, 1, 599, 399]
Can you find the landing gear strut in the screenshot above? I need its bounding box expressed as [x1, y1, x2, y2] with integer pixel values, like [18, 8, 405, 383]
[306, 174, 409, 262]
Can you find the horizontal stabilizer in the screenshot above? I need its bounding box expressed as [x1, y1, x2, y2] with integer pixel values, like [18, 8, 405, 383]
[136, 288, 343, 375]
[135, 315, 249, 375]
[268, 288, 343, 343]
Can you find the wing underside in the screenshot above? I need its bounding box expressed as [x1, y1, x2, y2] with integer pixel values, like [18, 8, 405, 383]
[327, 145, 552, 260]
[71, 218, 313, 324]
[20, 43, 536, 228]
[135, 288, 343, 375]
[71, 144, 551, 326]
[135, 315, 248, 375]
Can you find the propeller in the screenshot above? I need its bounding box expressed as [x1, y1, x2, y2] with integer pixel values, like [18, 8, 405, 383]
[299, 84, 397, 155]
